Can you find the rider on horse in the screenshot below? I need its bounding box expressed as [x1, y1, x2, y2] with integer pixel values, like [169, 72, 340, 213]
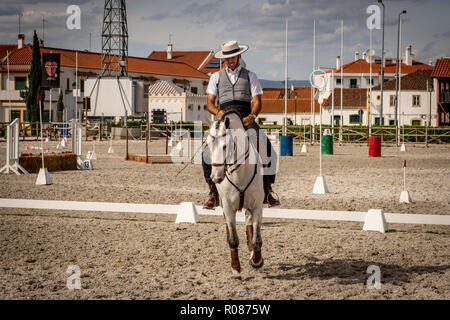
[202, 40, 280, 208]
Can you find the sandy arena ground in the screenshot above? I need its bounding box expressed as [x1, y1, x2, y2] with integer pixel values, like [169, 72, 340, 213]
[0, 138, 449, 300]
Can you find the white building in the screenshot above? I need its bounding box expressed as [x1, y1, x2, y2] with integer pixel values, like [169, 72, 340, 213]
[322, 45, 433, 93]
[370, 69, 437, 126]
[147, 80, 209, 123]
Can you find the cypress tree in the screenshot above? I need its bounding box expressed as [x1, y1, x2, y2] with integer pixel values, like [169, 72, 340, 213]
[22, 30, 44, 132]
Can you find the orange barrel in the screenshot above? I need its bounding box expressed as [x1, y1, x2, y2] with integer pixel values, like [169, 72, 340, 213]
[368, 136, 382, 157]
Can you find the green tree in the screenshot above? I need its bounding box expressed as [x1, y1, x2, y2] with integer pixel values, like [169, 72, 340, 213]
[21, 30, 44, 131]
[56, 89, 64, 122]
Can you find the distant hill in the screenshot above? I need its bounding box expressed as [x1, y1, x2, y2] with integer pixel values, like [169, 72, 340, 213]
[260, 79, 310, 89]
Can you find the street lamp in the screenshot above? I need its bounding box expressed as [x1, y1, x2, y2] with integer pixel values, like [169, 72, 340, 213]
[378, 0, 385, 126]
[395, 10, 407, 146]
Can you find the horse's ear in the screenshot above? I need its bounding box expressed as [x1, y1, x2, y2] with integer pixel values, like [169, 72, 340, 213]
[224, 117, 230, 129]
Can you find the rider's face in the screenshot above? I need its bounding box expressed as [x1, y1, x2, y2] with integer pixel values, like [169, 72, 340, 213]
[225, 55, 240, 70]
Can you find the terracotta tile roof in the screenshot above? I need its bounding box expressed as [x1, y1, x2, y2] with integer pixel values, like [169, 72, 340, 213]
[261, 98, 321, 114]
[323, 88, 367, 108]
[431, 58, 450, 78]
[372, 69, 432, 91]
[148, 50, 219, 74]
[2, 45, 209, 79]
[329, 58, 432, 75]
[0, 44, 18, 60]
[262, 86, 313, 100]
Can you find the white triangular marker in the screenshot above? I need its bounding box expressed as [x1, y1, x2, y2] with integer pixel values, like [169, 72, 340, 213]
[400, 143, 406, 152]
[108, 146, 114, 154]
[36, 168, 53, 185]
[400, 190, 412, 203]
[363, 209, 389, 233]
[313, 176, 329, 194]
[175, 202, 200, 223]
[301, 144, 308, 153]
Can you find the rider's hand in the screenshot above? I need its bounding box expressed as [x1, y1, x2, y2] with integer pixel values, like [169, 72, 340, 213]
[216, 108, 225, 119]
[243, 114, 255, 128]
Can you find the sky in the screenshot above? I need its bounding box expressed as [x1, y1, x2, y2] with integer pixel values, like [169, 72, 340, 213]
[1, 0, 449, 80]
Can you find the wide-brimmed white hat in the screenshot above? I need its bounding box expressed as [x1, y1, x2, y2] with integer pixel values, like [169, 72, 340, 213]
[215, 40, 249, 59]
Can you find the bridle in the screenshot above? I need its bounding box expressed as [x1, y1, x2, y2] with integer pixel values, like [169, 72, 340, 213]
[208, 115, 258, 210]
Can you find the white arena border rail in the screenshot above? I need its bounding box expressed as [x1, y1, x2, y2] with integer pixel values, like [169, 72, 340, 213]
[0, 199, 449, 228]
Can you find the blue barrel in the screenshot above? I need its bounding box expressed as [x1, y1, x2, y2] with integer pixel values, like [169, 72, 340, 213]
[280, 136, 293, 156]
[61, 123, 69, 136]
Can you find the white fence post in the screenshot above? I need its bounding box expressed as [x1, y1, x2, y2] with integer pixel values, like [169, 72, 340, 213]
[0, 119, 29, 175]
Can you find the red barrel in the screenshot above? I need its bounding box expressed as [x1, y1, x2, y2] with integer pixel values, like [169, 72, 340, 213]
[368, 137, 382, 157]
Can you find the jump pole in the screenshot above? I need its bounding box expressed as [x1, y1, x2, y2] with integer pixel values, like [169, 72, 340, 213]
[145, 127, 149, 164]
[36, 95, 52, 185]
[126, 126, 129, 160]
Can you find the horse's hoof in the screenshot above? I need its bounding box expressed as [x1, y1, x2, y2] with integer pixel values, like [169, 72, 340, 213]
[231, 269, 242, 280]
[249, 251, 264, 269]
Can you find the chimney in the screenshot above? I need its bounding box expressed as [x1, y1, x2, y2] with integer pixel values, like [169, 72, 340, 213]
[362, 52, 367, 61]
[18, 34, 25, 49]
[336, 56, 340, 70]
[405, 45, 414, 66]
[38, 38, 44, 47]
[354, 51, 359, 61]
[167, 43, 173, 60]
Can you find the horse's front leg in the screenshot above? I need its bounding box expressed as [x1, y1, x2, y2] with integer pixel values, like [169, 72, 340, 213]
[224, 204, 241, 279]
[249, 204, 264, 269]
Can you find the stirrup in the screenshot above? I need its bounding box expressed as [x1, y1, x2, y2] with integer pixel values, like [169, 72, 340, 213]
[265, 190, 280, 207]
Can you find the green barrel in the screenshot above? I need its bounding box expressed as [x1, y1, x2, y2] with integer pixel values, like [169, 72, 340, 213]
[321, 134, 334, 154]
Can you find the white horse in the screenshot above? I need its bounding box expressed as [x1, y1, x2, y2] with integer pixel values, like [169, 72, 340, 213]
[207, 111, 265, 279]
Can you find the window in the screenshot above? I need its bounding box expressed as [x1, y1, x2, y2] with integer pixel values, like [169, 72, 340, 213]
[144, 84, 149, 98]
[191, 87, 198, 94]
[198, 105, 201, 111]
[350, 79, 358, 88]
[389, 120, 396, 125]
[331, 115, 341, 125]
[66, 78, 70, 92]
[375, 117, 384, 125]
[80, 79, 85, 93]
[411, 119, 421, 126]
[10, 110, 21, 121]
[14, 77, 26, 90]
[203, 105, 207, 110]
[366, 79, 374, 85]
[389, 95, 396, 107]
[336, 78, 342, 85]
[188, 105, 193, 110]
[412, 95, 420, 107]
[349, 114, 360, 124]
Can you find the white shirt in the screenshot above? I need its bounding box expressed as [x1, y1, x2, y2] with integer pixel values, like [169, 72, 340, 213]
[206, 64, 263, 98]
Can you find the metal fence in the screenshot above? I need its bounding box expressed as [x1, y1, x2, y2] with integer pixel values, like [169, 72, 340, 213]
[1, 121, 449, 145]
